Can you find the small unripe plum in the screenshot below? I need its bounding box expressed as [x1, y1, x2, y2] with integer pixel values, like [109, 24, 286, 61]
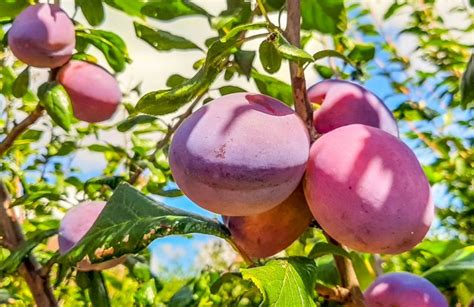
[59, 201, 124, 271]
[364, 272, 448, 307]
[57, 60, 121, 123]
[304, 124, 433, 254]
[8, 4, 75, 68]
[223, 185, 313, 258]
[170, 93, 310, 216]
[307, 80, 399, 136]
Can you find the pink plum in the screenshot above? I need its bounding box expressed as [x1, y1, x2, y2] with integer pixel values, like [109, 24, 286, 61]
[8, 4, 75, 68]
[57, 60, 121, 123]
[223, 185, 313, 258]
[304, 124, 433, 254]
[307, 80, 399, 136]
[364, 272, 448, 307]
[169, 93, 310, 216]
[58, 201, 124, 271]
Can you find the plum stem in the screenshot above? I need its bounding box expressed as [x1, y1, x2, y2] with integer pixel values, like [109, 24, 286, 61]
[0, 182, 58, 306]
[285, 0, 317, 142]
[225, 237, 255, 266]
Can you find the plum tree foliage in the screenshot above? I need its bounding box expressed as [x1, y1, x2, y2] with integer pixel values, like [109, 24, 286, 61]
[0, 0, 472, 306]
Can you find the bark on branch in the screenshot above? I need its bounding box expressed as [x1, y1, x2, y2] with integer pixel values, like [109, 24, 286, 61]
[0, 182, 57, 306]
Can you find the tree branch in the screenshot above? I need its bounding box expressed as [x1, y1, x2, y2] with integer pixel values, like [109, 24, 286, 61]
[285, 0, 316, 142]
[285, 0, 364, 305]
[0, 105, 44, 157]
[316, 283, 351, 303]
[0, 182, 57, 306]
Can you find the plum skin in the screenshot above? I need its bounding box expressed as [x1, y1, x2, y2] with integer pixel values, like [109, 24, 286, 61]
[304, 124, 433, 254]
[8, 4, 75, 68]
[57, 60, 121, 123]
[58, 201, 124, 271]
[223, 185, 313, 258]
[364, 272, 448, 307]
[169, 92, 310, 216]
[307, 80, 399, 136]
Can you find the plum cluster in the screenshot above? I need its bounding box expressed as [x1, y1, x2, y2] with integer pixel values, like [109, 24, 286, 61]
[170, 81, 433, 258]
[8, 4, 121, 123]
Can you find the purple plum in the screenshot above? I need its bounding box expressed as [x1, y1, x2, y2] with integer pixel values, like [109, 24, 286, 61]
[169, 93, 310, 216]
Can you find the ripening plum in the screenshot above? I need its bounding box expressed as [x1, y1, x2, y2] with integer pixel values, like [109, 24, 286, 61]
[307, 80, 399, 136]
[59, 201, 124, 271]
[57, 60, 121, 123]
[364, 272, 448, 307]
[8, 4, 75, 68]
[169, 93, 310, 216]
[223, 185, 313, 258]
[304, 124, 433, 254]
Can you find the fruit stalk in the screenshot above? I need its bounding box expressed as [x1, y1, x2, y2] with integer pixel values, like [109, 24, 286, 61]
[0, 182, 57, 306]
[285, 0, 364, 305]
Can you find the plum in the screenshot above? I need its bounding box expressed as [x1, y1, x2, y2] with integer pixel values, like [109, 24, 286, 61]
[223, 185, 313, 258]
[58, 201, 124, 271]
[8, 4, 75, 68]
[364, 272, 448, 307]
[57, 60, 121, 123]
[169, 93, 310, 216]
[304, 124, 433, 254]
[307, 80, 399, 136]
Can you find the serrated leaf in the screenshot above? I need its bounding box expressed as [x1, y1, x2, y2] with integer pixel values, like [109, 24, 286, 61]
[423, 246, 474, 289]
[76, 0, 105, 26]
[241, 257, 317, 307]
[461, 54, 474, 107]
[0, 229, 57, 275]
[134, 22, 200, 51]
[308, 242, 351, 259]
[259, 40, 282, 74]
[141, 0, 210, 20]
[59, 183, 229, 266]
[301, 0, 346, 34]
[274, 34, 314, 63]
[12, 67, 29, 98]
[76, 29, 130, 72]
[38, 82, 72, 131]
[117, 115, 159, 132]
[348, 43, 375, 63]
[251, 70, 293, 105]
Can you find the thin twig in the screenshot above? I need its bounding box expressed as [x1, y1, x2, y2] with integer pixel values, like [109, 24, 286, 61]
[0, 182, 57, 306]
[0, 105, 44, 157]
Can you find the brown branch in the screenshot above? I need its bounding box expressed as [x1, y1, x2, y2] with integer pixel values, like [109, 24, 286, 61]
[325, 234, 365, 306]
[0, 105, 44, 157]
[0, 182, 57, 306]
[285, 0, 316, 142]
[316, 283, 351, 303]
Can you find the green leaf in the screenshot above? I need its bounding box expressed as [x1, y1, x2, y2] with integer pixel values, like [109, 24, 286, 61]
[166, 74, 189, 87]
[308, 242, 351, 259]
[76, 29, 130, 72]
[76, 271, 110, 307]
[348, 43, 376, 63]
[416, 240, 466, 260]
[218, 85, 246, 96]
[84, 176, 124, 191]
[0, 0, 29, 18]
[383, 2, 406, 20]
[141, 0, 210, 20]
[423, 246, 474, 289]
[273, 33, 314, 63]
[59, 183, 229, 266]
[313, 49, 354, 66]
[76, 0, 105, 26]
[12, 67, 29, 98]
[259, 40, 282, 74]
[38, 82, 72, 132]
[235, 50, 255, 79]
[0, 229, 57, 275]
[314, 64, 334, 79]
[251, 70, 293, 105]
[241, 257, 317, 307]
[103, 0, 144, 17]
[301, 0, 347, 34]
[117, 114, 159, 132]
[460, 54, 474, 108]
[134, 22, 200, 51]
